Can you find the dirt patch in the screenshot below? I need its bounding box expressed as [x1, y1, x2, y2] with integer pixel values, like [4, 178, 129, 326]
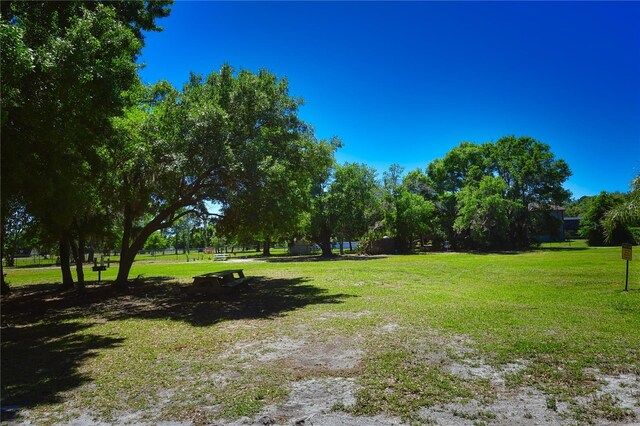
[314, 310, 373, 321]
[418, 351, 574, 425]
[418, 337, 639, 425]
[224, 334, 364, 373]
[377, 323, 401, 334]
[228, 377, 404, 426]
[421, 386, 571, 425]
[593, 371, 640, 411]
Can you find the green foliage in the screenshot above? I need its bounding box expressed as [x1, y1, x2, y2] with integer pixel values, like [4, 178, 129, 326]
[454, 176, 517, 250]
[143, 232, 167, 255]
[112, 66, 339, 277]
[490, 136, 571, 247]
[218, 135, 337, 253]
[603, 175, 640, 244]
[580, 191, 633, 246]
[426, 136, 571, 250]
[330, 163, 381, 245]
[403, 169, 436, 200]
[395, 190, 436, 251]
[564, 195, 595, 218]
[1, 0, 172, 287]
[1, 200, 33, 267]
[426, 142, 489, 194]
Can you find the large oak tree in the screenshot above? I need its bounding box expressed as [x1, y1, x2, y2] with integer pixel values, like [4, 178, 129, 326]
[110, 67, 335, 286]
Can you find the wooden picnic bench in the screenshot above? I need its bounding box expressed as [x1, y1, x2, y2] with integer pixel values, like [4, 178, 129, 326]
[189, 269, 248, 295]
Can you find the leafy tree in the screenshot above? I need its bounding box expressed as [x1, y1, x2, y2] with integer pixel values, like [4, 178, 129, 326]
[581, 191, 633, 246]
[144, 231, 167, 256]
[1, 1, 172, 291]
[369, 165, 437, 253]
[426, 142, 489, 194]
[395, 190, 436, 252]
[379, 164, 405, 238]
[425, 143, 491, 246]
[403, 169, 436, 200]
[1, 199, 31, 268]
[603, 175, 640, 244]
[454, 176, 516, 250]
[329, 163, 380, 253]
[218, 136, 335, 256]
[425, 136, 571, 249]
[489, 136, 571, 247]
[110, 67, 334, 286]
[306, 140, 344, 257]
[564, 196, 595, 218]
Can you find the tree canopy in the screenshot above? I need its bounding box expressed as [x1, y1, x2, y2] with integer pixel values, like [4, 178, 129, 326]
[1, 0, 172, 291]
[110, 66, 338, 284]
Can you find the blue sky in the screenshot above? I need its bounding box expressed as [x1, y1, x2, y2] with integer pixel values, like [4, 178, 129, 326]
[138, 1, 640, 199]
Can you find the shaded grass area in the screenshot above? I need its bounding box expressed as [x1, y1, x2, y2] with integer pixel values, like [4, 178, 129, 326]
[2, 243, 639, 424]
[1, 276, 353, 422]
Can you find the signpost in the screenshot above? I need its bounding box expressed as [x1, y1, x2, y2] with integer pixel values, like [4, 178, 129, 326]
[92, 256, 108, 283]
[622, 243, 632, 291]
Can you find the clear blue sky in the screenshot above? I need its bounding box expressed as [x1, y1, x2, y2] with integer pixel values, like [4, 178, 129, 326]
[138, 1, 640, 199]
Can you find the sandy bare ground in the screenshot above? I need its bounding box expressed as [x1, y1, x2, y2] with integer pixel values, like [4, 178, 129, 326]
[216, 324, 639, 426]
[5, 313, 640, 426]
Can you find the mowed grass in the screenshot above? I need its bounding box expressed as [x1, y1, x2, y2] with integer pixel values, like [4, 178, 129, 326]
[7, 247, 292, 269]
[2, 242, 639, 424]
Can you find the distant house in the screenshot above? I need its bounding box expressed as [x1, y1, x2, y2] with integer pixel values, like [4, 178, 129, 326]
[289, 240, 315, 255]
[365, 237, 397, 255]
[529, 204, 565, 243]
[563, 217, 583, 238]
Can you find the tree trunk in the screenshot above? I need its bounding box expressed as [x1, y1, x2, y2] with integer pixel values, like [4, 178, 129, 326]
[59, 237, 74, 290]
[256, 242, 261, 252]
[319, 225, 333, 257]
[1, 274, 9, 295]
[5, 252, 15, 267]
[349, 241, 353, 252]
[70, 238, 85, 293]
[114, 206, 135, 290]
[339, 238, 344, 255]
[87, 238, 95, 263]
[113, 204, 178, 290]
[114, 247, 137, 290]
[0, 243, 9, 295]
[262, 239, 271, 256]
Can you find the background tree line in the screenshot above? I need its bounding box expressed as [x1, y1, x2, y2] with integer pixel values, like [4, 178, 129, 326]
[565, 179, 640, 247]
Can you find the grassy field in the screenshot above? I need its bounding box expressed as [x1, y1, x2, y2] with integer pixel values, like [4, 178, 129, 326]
[6, 247, 294, 269]
[2, 242, 639, 425]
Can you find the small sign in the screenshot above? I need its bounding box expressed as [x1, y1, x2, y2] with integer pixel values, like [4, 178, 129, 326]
[622, 243, 632, 261]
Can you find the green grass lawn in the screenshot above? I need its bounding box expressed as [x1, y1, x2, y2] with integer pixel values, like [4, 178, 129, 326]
[7, 247, 294, 269]
[2, 243, 639, 424]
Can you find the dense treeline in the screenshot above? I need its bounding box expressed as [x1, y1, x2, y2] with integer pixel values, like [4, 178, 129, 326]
[2, 1, 637, 295]
[565, 182, 640, 246]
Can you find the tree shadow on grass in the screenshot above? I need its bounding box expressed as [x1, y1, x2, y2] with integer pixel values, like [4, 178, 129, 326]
[1, 275, 354, 417]
[1, 276, 354, 327]
[1, 321, 124, 420]
[102, 275, 356, 327]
